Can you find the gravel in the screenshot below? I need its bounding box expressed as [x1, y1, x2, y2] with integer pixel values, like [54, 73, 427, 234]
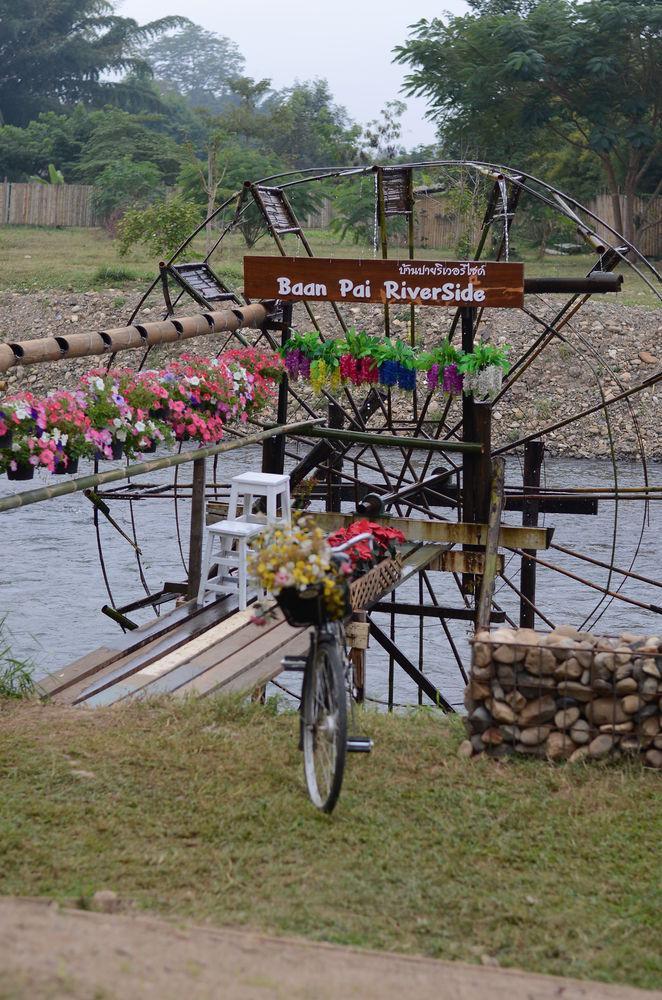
[0, 290, 659, 460]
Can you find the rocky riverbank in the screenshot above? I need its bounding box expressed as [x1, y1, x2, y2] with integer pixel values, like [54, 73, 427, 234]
[0, 290, 659, 459]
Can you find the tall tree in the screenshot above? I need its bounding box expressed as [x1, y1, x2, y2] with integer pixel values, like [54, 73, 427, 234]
[138, 24, 245, 114]
[394, 0, 662, 242]
[0, 0, 186, 126]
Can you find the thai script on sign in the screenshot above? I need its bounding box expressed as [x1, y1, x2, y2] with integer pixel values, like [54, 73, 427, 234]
[397, 261, 487, 278]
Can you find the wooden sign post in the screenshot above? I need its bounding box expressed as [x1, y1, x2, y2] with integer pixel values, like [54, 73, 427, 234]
[244, 256, 524, 309]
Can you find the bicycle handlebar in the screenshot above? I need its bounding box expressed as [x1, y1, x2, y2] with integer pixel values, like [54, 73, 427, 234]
[330, 531, 374, 554]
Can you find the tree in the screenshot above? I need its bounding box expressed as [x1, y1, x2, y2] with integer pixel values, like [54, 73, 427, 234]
[0, 0, 186, 126]
[361, 101, 408, 160]
[72, 109, 183, 184]
[394, 0, 662, 242]
[138, 24, 245, 114]
[178, 140, 317, 247]
[92, 158, 162, 223]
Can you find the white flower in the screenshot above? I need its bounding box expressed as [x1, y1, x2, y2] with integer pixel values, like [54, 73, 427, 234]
[113, 418, 122, 428]
[187, 375, 200, 386]
[94, 377, 105, 391]
[134, 421, 146, 433]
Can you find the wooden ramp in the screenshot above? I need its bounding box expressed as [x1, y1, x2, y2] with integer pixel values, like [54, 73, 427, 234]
[41, 543, 447, 708]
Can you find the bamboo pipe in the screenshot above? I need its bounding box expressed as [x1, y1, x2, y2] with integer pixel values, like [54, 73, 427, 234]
[7, 339, 65, 365]
[0, 417, 323, 514]
[134, 320, 180, 345]
[298, 425, 483, 454]
[98, 326, 146, 352]
[0, 304, 270, 375]
[172, 315, 213, 338]
[53, 332, 108, 359]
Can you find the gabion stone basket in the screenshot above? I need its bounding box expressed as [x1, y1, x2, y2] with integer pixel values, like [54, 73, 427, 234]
[349, 555, 403, 611]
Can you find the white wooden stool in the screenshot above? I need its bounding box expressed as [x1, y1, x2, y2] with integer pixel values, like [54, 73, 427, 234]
[196, 519, 264, 611]
[228, 472, 292, 526]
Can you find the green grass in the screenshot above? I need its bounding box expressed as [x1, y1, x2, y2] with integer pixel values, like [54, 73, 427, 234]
[0, 697, 659, 990]
[0, 225, 658, 307]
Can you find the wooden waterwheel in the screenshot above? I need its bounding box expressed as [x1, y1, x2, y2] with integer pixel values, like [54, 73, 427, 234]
[110, 160, 661, 711]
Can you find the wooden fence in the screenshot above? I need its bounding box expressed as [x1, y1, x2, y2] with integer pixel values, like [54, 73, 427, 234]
[0, 183, 98, 227]
[305, 192, 660, 257]
[586, 193, 661, 259]
[2, 181, 659, 256]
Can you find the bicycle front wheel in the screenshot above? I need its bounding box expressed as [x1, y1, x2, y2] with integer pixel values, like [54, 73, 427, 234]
[302, 638, 347, 813]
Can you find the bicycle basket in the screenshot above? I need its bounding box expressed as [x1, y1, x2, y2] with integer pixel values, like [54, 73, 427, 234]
[276, 584, 350, 628]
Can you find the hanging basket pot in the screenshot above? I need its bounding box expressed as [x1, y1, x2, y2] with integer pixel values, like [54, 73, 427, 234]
[95, 440, 125, 462]
[53, 457, 79, 475]
[0, 429, 13, 449]
[464, 365, 504, 402]
[7, 461, 35, 481]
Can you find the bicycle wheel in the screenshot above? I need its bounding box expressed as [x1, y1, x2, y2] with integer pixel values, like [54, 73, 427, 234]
[302, 638, 347, 813]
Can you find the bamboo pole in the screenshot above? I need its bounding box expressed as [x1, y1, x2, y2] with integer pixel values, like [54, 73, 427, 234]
[476, 458, 505, 630]
[297, 426, 482, 454]
[0, 418, 323, 514]
[0, 304, 269, 374]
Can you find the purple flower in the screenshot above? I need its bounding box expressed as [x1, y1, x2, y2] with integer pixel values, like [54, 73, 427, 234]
[442, 363, 464, 395]
[427, 364, 440, 391]
[284, 349, 302, 379]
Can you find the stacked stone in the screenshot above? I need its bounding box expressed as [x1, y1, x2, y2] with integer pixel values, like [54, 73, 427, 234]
[462, 626, 662, 768]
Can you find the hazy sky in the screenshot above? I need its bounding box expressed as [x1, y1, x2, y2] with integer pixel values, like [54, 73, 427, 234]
[119, 0, 469, 147]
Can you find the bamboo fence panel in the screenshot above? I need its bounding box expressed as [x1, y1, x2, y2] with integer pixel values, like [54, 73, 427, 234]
[586, 193, 661, 258]
[0, 183, 99, 227]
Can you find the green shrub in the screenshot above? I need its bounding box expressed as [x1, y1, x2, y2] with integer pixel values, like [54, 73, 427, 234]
[117, 196, 202, 260]
[0, 618, 34, 699]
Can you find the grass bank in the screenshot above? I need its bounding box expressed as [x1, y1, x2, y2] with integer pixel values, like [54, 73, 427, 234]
[0, 225, 657, 307]
[0, 697, 659, 990]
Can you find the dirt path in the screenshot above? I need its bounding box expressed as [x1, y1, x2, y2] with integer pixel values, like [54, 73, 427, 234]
[0, 898, 658, 1000]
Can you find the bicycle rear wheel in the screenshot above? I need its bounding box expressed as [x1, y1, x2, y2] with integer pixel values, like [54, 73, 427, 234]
[302, 638, 347, 813]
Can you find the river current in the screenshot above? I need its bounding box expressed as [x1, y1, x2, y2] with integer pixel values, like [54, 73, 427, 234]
[2, 451, 660, 711]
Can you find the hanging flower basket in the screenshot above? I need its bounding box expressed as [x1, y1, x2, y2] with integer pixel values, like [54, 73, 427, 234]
[96, 440, 124, 462]
[53, 457, 79, 475]
[462, 364, 504, 402]
[7, 461, 35, 481]
[0, 429, 13, 449]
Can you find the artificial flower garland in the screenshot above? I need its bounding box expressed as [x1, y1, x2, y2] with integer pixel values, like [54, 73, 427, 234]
[0, 348, 283, 481]
[282, 329, 510, 400]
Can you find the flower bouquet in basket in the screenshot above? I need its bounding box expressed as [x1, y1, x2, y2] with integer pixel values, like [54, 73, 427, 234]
[0, 401, 17, 449]
[0, 394, 46, 479]
[337, 328, 380, 387]
[248, 515, 350, 626]
[418, 340, 464, 396]
[40, 391, 94, 473]
[459, 342, 510, 401]
[374, 339, 417, 391]
[81, 372, 134, 460]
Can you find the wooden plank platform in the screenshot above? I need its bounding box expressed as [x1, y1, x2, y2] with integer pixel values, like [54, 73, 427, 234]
[44, 543, 449, 708]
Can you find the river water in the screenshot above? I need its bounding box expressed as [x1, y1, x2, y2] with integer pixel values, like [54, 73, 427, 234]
[1, 451, 660, 711]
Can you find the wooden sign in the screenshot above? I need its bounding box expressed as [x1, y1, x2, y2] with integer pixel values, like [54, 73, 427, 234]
[244, 256, 524, 309]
